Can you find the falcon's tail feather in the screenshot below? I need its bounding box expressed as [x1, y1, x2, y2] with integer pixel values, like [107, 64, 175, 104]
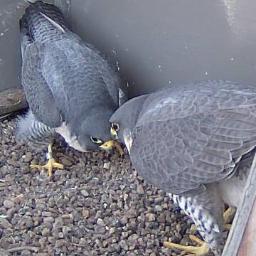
[16, 110, 55, 146]
[170, 185, 225, 255]
[20, 1, 67, 45]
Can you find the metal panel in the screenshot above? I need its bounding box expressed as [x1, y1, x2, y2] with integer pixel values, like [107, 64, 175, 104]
[68, 0, 256, 97]
[0, 0, 54, 91]
[1, 0, 256, 97]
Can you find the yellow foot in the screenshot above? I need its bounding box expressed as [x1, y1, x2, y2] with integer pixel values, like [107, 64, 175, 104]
[30, 143, 64, 176]
[223, 207, 236, 225]
[224, 224, 232, 231]
[164, 235, 209, 256]
[30, 158, 64, 177]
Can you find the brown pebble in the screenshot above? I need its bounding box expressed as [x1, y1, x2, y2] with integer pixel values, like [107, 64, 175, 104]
[146, 213, 156, 222]
[42, 227, 50, 236]
[82, 208, 90, 219]
[60, 157, 73, 167]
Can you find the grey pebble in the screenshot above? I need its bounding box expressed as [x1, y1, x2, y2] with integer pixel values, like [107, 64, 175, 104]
[44, 217, 55, 223]
[3, 199, 14, 209]
[0, 218, 12, 229]
[137, 184, 145, 194]
[80, 189, 89, 197]
[97, 218, 105, 226]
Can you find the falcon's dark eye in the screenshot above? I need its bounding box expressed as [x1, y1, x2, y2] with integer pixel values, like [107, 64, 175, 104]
[111, 123, 120, 131]
[90, 136, 103, 144]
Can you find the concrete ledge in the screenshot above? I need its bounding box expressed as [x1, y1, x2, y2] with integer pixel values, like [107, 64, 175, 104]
[0, 88, 27, 117]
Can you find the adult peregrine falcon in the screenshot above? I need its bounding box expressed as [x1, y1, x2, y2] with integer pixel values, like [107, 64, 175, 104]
[101, 80, 256, 255]
[16, 1, 124, 175]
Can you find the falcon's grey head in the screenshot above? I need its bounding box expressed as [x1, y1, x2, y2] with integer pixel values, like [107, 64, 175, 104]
[76, 108, 115, 151]
[100, 95, 148, 152]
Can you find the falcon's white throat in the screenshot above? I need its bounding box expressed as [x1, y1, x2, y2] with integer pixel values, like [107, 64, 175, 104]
[55, 122, 87, 152]
[123, 129, 133, 153]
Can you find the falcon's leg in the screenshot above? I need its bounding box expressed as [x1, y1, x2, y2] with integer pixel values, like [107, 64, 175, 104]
[16, 111, 63, 176]
[166, 186, 225, 256]
[30, 143, 64, 176]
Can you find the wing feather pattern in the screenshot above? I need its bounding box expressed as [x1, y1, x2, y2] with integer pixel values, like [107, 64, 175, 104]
[130, 81, 256, 194]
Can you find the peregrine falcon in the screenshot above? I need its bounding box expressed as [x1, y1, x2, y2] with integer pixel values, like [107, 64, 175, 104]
[101, 80, 256, 255]
[16, 1, 124, 175]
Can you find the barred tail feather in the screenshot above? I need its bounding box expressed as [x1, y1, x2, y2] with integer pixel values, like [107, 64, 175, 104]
[16, 110, 55, 146]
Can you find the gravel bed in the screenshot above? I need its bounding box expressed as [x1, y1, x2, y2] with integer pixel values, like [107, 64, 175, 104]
[0, 117, 208, 256]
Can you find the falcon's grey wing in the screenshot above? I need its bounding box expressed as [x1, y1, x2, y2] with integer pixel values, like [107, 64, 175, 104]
[21, 40, 62, 128]
[130, 81, 256, 194]
[39, 37, 119, 129]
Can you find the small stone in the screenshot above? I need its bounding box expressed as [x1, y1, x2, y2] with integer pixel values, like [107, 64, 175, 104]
[102, 240, 109, 247]
[97, 218, 105, 226]
[60, 157, 73, 167]
[62, 226, 71, 236]
[42, 211, 53, 217]
[109, 227, 115, 234]
[23, 152, 32, 163]
[53, 217, 64, 229]
[82, 209, 90, 219]
[3, 199, 14, 209]
[20, 250, 31, 256]
[176, 223, 182, 232]
[146, 213, 156, 222]
[13, 194, 25, 204]
[154, 205, 162, 212]
[0, 218, 12, 229]
[42, 228, 50, 236]
[128, 234, 139, 241]
[80, 190, 89, 197]
[120, 216, 128, 225]
[79, 237, 87, 246]
[7, 159, 16, 166]
[44, 217, 55, 223]
[137, 184, 144, 194]
[58, 232, 64, 238]
[55, 239, 65, 247]
[103, 162, 111, 169]
[119, 240, 129, 250]
[122, 231, 129, 239]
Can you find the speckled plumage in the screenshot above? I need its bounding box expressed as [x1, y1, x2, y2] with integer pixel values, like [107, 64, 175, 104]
[110, 80, 256, 255]
[17, 1, 123, 151]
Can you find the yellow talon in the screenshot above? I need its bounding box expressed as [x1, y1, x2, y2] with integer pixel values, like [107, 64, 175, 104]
[164, 234, 209, 256]
[223, 207, 236, 225]
[30, 143, 64, 176]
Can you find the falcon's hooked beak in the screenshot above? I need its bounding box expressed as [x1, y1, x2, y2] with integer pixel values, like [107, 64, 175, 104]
[100, 140, 124, 156]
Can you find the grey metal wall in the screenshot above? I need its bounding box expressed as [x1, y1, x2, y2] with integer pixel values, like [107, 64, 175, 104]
[1, 0, 256, 97]
[0, 0, 53, 91]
